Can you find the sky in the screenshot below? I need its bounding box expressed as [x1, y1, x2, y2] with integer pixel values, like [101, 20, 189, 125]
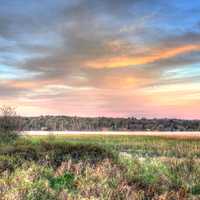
[0, 0, 200, 119]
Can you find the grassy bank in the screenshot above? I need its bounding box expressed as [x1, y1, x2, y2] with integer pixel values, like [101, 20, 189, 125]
[1, 135, 200, 199]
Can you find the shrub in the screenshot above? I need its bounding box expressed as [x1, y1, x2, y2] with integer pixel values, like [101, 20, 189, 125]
[49, 172, 75, 191]
[0, 106, 19, 143]
[191, 184, 200, 195]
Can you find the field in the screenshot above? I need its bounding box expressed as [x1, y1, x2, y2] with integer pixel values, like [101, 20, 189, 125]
[1, 134, 200, 200]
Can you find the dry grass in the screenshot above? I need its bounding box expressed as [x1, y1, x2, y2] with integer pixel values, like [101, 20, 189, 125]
[1, 135, 200, 199]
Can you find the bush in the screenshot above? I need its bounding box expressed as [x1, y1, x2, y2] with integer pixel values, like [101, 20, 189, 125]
[0, 106, 19, 143]
[49, 172, 75, 191]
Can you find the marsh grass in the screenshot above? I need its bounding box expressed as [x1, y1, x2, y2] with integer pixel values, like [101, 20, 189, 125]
[1, 135, 200, 199]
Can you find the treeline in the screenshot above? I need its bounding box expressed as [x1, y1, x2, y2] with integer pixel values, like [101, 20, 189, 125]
[10, 116, 200, 131]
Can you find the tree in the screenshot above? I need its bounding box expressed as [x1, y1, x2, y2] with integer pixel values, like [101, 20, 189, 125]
[0, 105, 19, 141]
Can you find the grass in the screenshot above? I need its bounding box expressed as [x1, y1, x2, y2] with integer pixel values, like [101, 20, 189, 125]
[1, 134, 200, 199]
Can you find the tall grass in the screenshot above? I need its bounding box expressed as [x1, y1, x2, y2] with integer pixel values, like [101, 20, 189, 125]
[1, 135, 200, 199]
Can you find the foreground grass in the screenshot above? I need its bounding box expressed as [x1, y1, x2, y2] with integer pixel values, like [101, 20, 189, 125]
[1, 134, 200, 199]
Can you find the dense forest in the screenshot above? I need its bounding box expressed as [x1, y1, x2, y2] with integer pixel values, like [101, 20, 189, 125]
[8, 116, 200, 131]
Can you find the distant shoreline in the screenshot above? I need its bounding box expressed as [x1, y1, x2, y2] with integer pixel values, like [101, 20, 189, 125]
[20, 131, 200, 139]
[14, 116, 200, 131]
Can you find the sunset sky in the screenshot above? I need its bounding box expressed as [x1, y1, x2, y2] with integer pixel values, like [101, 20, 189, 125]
[0, 0, 200, 118]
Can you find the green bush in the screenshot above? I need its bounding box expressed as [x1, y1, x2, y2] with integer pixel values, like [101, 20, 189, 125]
[49, 172, 75, 191]
[191, 184, 200, 195]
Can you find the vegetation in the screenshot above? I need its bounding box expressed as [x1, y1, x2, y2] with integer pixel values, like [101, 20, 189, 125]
[0, 106, 19, 143]
[1, 135, 200, 199]
[13, 115, 200, 131]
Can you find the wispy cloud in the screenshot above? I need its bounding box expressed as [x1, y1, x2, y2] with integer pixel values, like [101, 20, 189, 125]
[85, 44, 200, 68]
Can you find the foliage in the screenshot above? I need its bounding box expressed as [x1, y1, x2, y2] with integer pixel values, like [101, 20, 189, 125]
[0, 106, 19, 143]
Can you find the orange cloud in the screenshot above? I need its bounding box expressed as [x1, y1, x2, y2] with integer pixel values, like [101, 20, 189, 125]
[101, 76, 154, 89]
[8, 79, 63, 90]
[85, 44, 200, 68]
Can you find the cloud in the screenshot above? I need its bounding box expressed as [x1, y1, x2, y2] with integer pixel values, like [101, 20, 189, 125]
[0, 0, 200, 118]
[84, 44, 200, 69]
[0, 80, 28, 98]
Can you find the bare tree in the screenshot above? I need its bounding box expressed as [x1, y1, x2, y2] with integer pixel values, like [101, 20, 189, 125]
[0, 105, 19, 140]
